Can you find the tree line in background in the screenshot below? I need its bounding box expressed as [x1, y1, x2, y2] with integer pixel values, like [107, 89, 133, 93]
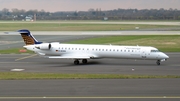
[1, 8, 180, 20]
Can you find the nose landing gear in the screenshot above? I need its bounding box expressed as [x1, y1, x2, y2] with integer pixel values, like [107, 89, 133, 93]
[156, 60, 160, 65]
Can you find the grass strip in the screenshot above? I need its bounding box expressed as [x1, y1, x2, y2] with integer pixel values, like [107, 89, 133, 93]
[0, 23, 178, 31]
[0, 72, 180, 80]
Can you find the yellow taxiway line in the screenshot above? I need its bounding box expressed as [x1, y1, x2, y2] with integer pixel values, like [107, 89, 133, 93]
[15, 54, 37, 61]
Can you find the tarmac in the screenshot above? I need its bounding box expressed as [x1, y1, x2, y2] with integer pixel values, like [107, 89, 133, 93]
[0, 53, 180, 101]
[0, 53, 179, 75]
[0, 79, 180, 101]
[0, 30, 180, 101]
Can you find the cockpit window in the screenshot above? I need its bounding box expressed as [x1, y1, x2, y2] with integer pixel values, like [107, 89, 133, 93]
[151, 50, 160, 52]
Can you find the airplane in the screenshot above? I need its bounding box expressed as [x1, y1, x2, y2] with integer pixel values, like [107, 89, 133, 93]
[6, 29, 169, 65]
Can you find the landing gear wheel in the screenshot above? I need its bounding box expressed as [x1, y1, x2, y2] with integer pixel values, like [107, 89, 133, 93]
[74, 60, 79, 65]
[82, 59, 87, 64]
[156, 60, 160, 65]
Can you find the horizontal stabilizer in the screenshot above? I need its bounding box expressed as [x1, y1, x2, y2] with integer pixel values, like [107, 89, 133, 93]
[4, 31, 28, 34]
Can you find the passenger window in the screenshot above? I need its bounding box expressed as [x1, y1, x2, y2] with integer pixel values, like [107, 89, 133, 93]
[151, 50, 160, 52]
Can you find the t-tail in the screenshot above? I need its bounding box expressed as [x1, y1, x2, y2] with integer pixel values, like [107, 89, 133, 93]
[18, 29, 43, 45]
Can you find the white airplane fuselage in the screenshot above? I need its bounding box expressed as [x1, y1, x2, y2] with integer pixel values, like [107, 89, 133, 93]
[24, 43, 169, 62]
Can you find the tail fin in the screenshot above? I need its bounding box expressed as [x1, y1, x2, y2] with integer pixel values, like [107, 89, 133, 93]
[18, 29, 42, 45]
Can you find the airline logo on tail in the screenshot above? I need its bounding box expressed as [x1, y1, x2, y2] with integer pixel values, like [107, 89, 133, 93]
[21, 34, 35, 45]
[17, 29, 42, 45]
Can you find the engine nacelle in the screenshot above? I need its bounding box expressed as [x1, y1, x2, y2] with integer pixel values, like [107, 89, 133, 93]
[35, 43, 51, 50]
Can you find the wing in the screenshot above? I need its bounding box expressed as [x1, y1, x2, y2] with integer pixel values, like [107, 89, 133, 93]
[48, 56, 91, 59]
[40, 53, 98, 59]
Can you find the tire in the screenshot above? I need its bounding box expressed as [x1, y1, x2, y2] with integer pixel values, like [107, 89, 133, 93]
[82, 59, 87, 64]
[74, 60, 79, 65]
[156, 60, 160, 65]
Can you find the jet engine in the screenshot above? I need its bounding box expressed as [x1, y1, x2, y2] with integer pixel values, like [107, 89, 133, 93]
[35, 43, 51, 50]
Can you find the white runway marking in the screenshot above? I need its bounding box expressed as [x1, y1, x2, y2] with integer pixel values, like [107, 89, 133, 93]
[10, 69, 25, 72]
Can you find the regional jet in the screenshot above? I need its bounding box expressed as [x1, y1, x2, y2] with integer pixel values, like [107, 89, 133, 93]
[6, 29, 169, 65]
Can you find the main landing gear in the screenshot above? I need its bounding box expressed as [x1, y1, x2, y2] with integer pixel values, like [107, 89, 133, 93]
[74, 59, 88, 65]
[156, 60, 160, 65]
[74, 60, 79, 65]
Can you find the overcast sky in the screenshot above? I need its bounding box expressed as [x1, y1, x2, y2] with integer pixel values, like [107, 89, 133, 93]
[0, 0, 180, 12]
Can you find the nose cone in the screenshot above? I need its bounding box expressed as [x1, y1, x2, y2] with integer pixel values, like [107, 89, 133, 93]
[165, 54, 169, 59]
[161, 52, 169, 59]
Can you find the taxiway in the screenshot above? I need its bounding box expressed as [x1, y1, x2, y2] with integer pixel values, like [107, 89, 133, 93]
[0, 79, 180, 101]
[0, 53, 179, 75]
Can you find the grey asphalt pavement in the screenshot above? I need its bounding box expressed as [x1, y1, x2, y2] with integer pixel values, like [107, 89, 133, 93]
[0, 53, 179, 75]
[0, 53, 179, 101]
[0, 79, 180, 101]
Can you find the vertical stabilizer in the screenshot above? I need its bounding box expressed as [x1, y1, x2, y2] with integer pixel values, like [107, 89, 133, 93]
[18, 29, 42, 45]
